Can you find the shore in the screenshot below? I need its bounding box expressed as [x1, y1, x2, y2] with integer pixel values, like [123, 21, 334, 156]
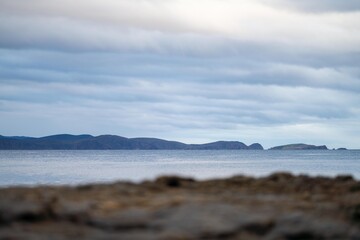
[1, 173, 360, 240]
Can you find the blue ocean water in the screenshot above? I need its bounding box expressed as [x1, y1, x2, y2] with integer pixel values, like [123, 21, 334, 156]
[0, 150, 359, 186]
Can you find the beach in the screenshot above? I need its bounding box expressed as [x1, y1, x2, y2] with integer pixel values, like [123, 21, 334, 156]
[1, 172, 360, 239]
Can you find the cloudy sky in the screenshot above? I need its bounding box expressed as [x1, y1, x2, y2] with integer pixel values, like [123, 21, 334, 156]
[0, 0, 359, 149]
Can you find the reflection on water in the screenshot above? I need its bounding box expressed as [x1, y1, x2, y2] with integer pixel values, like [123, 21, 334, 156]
[0, 150, 359, 186]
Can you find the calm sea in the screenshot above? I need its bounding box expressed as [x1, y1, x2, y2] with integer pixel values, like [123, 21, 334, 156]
[0, 150, 359, 186]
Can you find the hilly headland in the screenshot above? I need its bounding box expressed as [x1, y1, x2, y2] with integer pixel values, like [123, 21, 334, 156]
[0, 134, 335, 150]
[0, 134, 263, 150]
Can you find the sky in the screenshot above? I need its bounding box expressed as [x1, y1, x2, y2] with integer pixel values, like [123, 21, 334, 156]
[0, 0, 359, 149]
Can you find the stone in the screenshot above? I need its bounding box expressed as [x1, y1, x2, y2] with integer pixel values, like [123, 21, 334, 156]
[0, 173, 359, 239]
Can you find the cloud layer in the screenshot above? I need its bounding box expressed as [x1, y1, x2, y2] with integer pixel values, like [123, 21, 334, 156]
[0, 0, 359, 148]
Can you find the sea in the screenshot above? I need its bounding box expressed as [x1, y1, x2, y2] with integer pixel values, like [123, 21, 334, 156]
[0, 150, 359, 186]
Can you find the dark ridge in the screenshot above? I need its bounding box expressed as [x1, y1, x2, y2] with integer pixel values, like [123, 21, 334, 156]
[0, 134, 263, 150]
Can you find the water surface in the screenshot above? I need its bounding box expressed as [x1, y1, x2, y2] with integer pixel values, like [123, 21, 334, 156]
[0, 150, 359, 186]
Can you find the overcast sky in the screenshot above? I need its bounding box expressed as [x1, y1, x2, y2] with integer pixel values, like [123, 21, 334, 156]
[0, 0, 359, 149]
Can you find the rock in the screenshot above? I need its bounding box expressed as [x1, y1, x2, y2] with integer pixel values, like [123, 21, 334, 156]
[90, 208, 152, 230]
[152, 203, 275, 239]
[54, 200, 95, 223]
[335, 175, 354, 181]
[265, 213, 355, 240]
[0, 173, 359, 239]
[0, 199, 46, 223]
[155, 176, 195, 188]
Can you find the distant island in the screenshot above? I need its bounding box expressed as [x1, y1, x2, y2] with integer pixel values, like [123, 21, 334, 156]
[269, 143, 328, 150]
[0, 134, 263, 150]
[0, 134, 335, 150]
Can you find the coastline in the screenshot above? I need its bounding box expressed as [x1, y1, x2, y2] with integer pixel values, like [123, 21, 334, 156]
[1, 173, 360, 239]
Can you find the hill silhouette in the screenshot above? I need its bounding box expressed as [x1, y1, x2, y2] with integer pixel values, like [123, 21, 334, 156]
[0, 134, 264, 150]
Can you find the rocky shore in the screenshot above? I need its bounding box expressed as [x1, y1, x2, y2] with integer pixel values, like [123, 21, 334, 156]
[1, 173, 360, 240]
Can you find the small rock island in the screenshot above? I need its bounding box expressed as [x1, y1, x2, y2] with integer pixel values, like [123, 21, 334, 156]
[269, 143, 328, 150]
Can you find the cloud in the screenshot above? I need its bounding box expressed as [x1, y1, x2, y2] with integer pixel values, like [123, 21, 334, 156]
[1, 49, 358, 93]
[0, 0, 359, 54]
[0, 0, 359, 148]
[262, 0, 360, 12]
[1, 65, 358, 125]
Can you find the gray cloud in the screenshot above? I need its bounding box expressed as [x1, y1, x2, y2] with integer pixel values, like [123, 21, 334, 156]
[0, 0, 359, 148]
[1, 1, 359, 54]
[263, 0, 360, 12]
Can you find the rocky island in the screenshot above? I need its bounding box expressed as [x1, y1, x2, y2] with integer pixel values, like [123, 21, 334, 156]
[269, 143, 328, 150]
[1, 173, 359, 239]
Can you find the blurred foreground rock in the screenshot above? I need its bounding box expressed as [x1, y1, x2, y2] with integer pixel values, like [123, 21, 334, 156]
[0, 173, 360, 239]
